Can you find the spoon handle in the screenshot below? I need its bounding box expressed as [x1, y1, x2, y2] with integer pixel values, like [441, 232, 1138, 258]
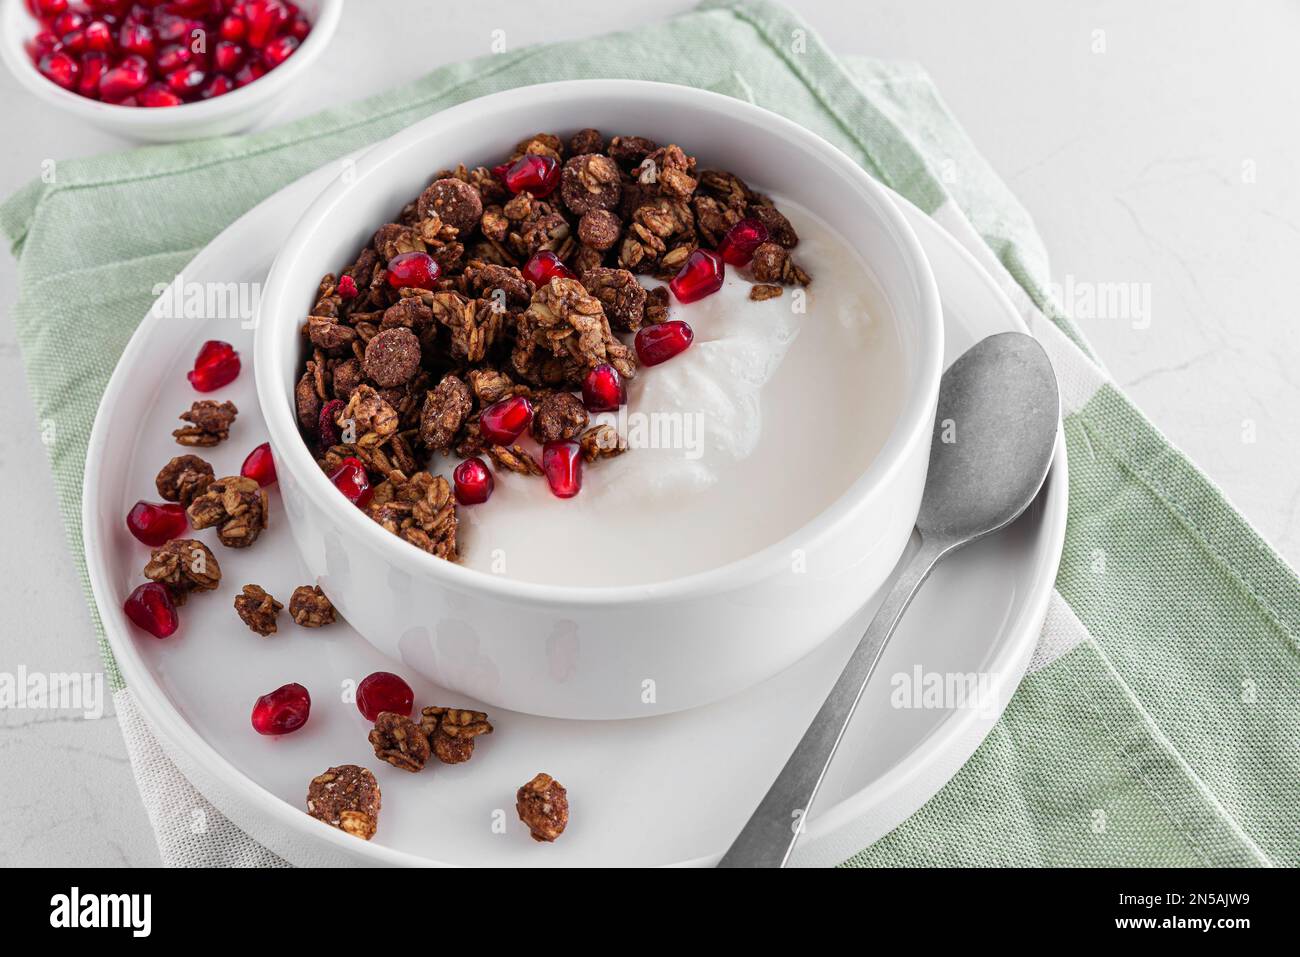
[716, 536, 948, 868]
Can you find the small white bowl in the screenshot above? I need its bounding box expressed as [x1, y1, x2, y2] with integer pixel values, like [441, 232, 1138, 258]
[256, 80, 944, 719]
[0, 0, 341, 142]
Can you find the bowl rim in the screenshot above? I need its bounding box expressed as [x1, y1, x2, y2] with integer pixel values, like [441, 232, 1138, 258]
[255, 78, 944, 606]
[0, 0, 342, 128]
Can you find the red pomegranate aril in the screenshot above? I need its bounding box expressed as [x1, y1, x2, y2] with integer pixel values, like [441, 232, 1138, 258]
[124, 582, 178, 639]
[218, 13, 246, 40]
[186, 339, 240, 391]
[213, 39, 243, 72]
[490, 161, 510, 181]
[243, 0, 287, 48]
[139, 82, 183, 106]
[241, 442, 277, 486]
[317, 398, 344, 448]
[28, 30, 61, 59]
[83, 19, 115, 51]
[261, 33, 297, 68]
[152, 11, 191, 44]
[52, 9, 85, 34]
[164, 63, 205, 95]
[37, 50, 79, 89]
[635, 319, 694, 366]
[99, 53, 149, 100]
[200, 73, 234, 99]
[336, 274, 358, 300]
[385, 251, 440, 290]
[60, 29, 87, 55]
[668, 248, 725, 303]
[453, 457, 494, 505]
[542, 441, 583, 499]
[251, 682, 311, 735]
[34, 0, 68, 18]
[289, 14, 309, 40]
[721, 223, 778, 268]
[582, 363, 626, 412]
[504, 154, 560, 198]
[355, 672, 414, 722]
[155, 42, 192, 72]
[78, 51, 109, 96]
[234, 59, 265, 86]
[329, 456, 372, 508]
[479, 396, 533, 445]
[118, 21, 154, 56]
[125, 500, 188, 546]
[522, 250, 576, 287]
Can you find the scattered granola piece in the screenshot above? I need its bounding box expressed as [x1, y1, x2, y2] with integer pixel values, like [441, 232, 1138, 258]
[747, 203, 798, 248]
[143, 538, 221, 604]
[289, 585, 335, 627]
[420, 706, 493, 764]
[369, 711, 430, 772]
[567, 127, 604, 157]
[234, 584, 283, 637]
[418, 374, 473, 452]
[749, 283, 783, 302]
[307, 765, 380, 840]
[487, 443, 544, 476]
[560, 153, 622, 215]
[608, 135, 657, 168]
[155, 454, 214, 507]
[581, 266, 648, 332]
[416, 178, 483, 234]
[173, 400, 237, 447]
[186, 475, 269, 548]
[363, 327, 422, 388]
[342, 383, 399, 441]
[577, 209, 621, 251]
[579, 424, 625, 462]
[531, 391, 589, 443]
[644, 285, 670, 324]
[516, 772, 569, 842]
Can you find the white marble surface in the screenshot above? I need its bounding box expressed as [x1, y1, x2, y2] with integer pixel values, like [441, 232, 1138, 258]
[1, 0, 1295, 866]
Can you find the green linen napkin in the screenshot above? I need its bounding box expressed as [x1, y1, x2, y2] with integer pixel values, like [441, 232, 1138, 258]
[6, 0, 1297, 867]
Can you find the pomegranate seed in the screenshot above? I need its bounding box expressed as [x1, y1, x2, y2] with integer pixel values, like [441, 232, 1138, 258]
[152, 12, 191, 44]
[52, 10, 85, 34]
[251, 682, 310, 735]
[522, 250, 576, 287]
[288, 15, 309, 40]
[78, 51, 110, 96]
[635, 319, 694, 366]
[27, 30, 61, 59]
[240, 442, 277, 486]
[213, 39, 243, 72]
[717, 219, 764, 267]
[37, 50, 79, 90]
[218, 13, 246, 41]
[118, 21, 154, 56]
[581, 363, 626, 412]
[163, 63, 206, 96]
[385, 251, 439, 290]
[34, 0, 68, 18]
[479, 396, 533, 445]
[124, 582, 178, 638]
[234, 60, 265, 86]
[139, 82, 183, 106]
[355, 672, 413, 722]
[504, 154, 560, 198]
[243, 0, 288, 48]
[542, 441, 582, 499]
[155, 42, 192, 72]
[99, 53, 149, 100]
[317, 398, 344, 448]
[186, 339, 240, 391]
[260, 32, 296, 67]
[490, 161, 510, 181]
[453, 457, 494, 505]
[83, 19, 115, 51]
[336, 274, 358, 299]
[125, 500, 188, 545]
[328, 456, 372, 508]
[60, 29, 87, 55]
[200, 74, 234, 98]
[668, 248, 725, 303]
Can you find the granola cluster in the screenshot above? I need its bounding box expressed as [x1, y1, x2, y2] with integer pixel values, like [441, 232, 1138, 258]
[295, 129, 810, 562]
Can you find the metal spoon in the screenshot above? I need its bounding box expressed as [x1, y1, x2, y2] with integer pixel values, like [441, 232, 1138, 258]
[717, 331, 1060, 868]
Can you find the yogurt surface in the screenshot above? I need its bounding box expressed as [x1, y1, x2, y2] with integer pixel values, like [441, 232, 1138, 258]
[449, 199, 906, 585]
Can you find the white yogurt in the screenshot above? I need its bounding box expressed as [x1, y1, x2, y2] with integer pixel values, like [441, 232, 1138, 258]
[448, 199, 905, 586]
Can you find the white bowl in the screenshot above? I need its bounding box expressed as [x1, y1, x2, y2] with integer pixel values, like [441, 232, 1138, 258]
[255, 80, 944, 719]
[0, 0, 341, 143]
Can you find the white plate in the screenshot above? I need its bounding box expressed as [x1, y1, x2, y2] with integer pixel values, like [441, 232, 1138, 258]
[83, 160, 1067, 867]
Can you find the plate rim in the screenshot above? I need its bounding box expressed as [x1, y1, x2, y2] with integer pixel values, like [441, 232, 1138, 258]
[82, 168, 1068, 867]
